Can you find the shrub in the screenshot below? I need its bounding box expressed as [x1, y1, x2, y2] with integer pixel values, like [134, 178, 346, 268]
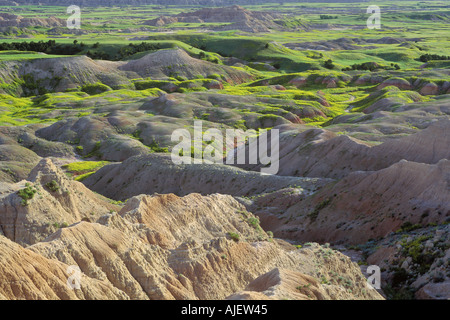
[84, 141, 102, 159]
[207, 74, 221, 80]
[396, 221, 422, 233]
[45, 180, 60, 192]
[134, 80, 173, 91]
[309, 198, 331, 221]
[227, 232, 240, 242]
[53, 222, 69, 229]
[273, 62, 281, 69]
[247, 217, 261, 229]
[80, 82, 112, 95]
[324, 59, 335, 70]
[320, 15, 338, 20]
[419, 53, 450, 63]
[148, 139, 169, 153]
[17, 183, 37, 206]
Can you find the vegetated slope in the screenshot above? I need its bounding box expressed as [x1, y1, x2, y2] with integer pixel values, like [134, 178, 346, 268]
[257, 71, 450, 97]
[19, 56, 130, 91]
[324, 94, 450, 143]
[83, 153, 330, 201]
[0, 55, 130, 96]
[139, 91, 315, 128]
[0, 127, 42, 182]
[0, 49, 252, 96]
[285, 37, 424, 51]
[0, 158, 119, 246]
[119, 48, 253, 84]
[364, 224, 449, 300]
[36, 116, 151, 162]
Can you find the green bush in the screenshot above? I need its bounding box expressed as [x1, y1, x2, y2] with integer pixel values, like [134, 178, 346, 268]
[227, 232, 240, 242]
[148, 139, 169, 153]
[17, 183, 37, 206]
[324, 59, 335, 70]
[247, 217, 260, 229]
[397, 221, 422, 233]
[80, 82, 112, 95]
[134, 80, 174, 91]
[309, 198, 331, 221]
[84, 141, 102, 159]
[45, 180, 59, 192]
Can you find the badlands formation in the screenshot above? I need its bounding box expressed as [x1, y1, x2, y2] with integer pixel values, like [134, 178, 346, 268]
[0, 1, 448, 301]
[0, 159, 383, 300]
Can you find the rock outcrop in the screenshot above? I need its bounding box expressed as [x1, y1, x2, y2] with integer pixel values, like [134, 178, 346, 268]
[0, 159, 384, 300]
[0, 235, 127, 300]
[263, 159, 450, 244]
[0, 13, 64, 28]
[0, 158, 119, 246]
[239, 119, 450, 179]
[83, 153, 329, 201]
[144, 5, 283, 33]
[119, 48, 253, 84]
[227, 267, 378, 300]
[25, 192, 383, 300]
[365, 224, 449, 300]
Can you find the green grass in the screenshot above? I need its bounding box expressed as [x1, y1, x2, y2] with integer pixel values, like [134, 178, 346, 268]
[0, 1, 448, 149]
[0, 50, 70, 61]
[80, 82, 112, 95]
[62, 161, 109, 181]
[0, 88, 164, 126]
[350, 86, 429, 112]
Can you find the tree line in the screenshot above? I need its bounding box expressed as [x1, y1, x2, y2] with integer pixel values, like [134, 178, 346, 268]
[0, 40, 164, 61]
[0, 40, 85, 55]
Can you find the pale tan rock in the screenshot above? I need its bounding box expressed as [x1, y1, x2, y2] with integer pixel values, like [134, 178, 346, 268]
[26, 191, 383, 300]
[0, 235, 128, 300]
[0, 158, 119, 246]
